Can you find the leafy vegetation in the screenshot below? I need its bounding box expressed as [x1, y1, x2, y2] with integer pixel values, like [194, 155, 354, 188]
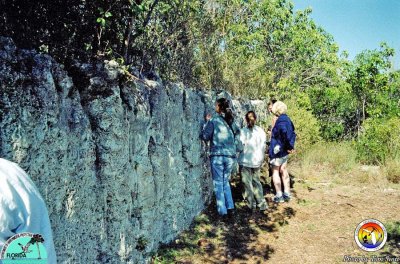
[356, 117, 400, 164]
[286, 100, 321, 158]
[0, 0, 399, 165]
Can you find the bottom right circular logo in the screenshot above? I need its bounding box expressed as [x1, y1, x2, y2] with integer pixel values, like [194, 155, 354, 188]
[354, 219, 387, 252]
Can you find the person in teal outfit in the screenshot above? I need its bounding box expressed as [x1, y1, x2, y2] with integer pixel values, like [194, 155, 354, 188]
[201, 98, 239, 217]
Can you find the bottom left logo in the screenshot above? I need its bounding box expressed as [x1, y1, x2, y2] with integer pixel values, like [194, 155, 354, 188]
[0, 233, 48, 264]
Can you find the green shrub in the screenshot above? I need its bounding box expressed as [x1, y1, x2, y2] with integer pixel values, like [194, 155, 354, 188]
[320, 122, 345, 141]
[385, 221, 400, 254]
[356, 117, 400, 164]
[386, 221, 400, 239]
[286, 101, 322, 158]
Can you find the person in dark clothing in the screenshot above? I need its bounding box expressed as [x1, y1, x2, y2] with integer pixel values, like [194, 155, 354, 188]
[269, 101, 296, 203]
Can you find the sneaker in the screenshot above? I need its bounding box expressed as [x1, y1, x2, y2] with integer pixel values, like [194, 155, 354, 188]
[273, 195, 284, 203]
[258, 201, 269, 211]
[283, 192, 292, 202]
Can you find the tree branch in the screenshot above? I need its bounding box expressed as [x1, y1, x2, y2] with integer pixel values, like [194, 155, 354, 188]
[131, 0, 159, 41]
[123, 0, 159, 63]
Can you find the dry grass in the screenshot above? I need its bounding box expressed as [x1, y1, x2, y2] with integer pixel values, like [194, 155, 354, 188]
[385, 158, 400, 184]
[291, 141, 398, 187]
[294, 141, 356, 174]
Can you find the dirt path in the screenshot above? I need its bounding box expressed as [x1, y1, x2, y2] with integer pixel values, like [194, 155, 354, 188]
[263, 180, 400, 264]
[154, 169, 400, 264]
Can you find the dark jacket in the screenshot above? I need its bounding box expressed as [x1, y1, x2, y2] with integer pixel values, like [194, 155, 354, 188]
[201, 115, 239, 157]
[269, 114, 296, 159]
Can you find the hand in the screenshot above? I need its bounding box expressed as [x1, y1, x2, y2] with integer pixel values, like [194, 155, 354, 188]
[287, 149, 296, 154]
[205, 113, 212, 121]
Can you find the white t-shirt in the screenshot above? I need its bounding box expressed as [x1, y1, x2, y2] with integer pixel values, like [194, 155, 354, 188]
[238, 126, 267, 168]
[0, 158, 56, 263]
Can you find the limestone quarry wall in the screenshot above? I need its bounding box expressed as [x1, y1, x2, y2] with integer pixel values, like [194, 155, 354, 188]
[0, 37, 267, 263]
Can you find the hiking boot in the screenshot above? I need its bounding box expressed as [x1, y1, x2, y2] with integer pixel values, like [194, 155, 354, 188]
[272, 195, 284, 203]
[283, 192, 292, 202]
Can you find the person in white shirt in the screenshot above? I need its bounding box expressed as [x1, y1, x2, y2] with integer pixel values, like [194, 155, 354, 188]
[0, 158, 57, 264]
[238, 111, 268, 212]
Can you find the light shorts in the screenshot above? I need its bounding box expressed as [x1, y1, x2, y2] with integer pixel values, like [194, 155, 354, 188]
[270, 155, 288, 166]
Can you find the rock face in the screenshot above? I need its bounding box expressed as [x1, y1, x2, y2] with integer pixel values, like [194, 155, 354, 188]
[0, 37, 267, 263]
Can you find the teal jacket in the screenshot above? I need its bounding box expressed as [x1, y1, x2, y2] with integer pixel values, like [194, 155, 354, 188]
[201, 115, 239, 157]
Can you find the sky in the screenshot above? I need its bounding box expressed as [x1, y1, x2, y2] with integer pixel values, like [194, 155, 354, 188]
[292, 0, 400, 69]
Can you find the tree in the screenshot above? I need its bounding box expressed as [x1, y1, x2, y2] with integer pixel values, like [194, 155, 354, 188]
[348, 43, 396, 135]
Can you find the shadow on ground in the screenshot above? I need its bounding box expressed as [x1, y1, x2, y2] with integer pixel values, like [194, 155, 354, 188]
[152, 173, 297, 263]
